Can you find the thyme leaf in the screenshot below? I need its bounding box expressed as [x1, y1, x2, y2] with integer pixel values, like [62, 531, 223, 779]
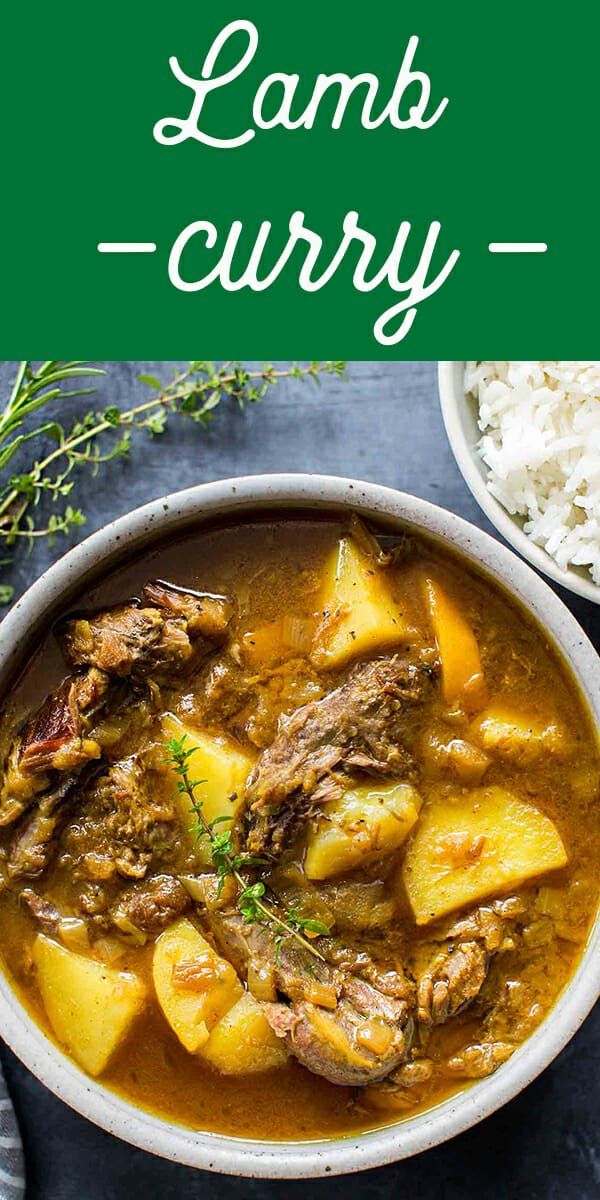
[165, 734, 328, 960]
[0, 360, 346, 604]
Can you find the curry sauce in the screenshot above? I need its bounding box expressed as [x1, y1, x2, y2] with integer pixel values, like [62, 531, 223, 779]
[0, 516, 598, 1139]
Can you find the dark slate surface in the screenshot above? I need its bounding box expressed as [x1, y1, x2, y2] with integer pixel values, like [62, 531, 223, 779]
[0, 361, 598, 1200]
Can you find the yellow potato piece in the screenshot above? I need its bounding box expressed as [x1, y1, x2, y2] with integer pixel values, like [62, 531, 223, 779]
[202, 992, 288, 1074]
[471, 704, 566, 764]
[422, 578, 486, 711]
[162, 714, 254, 866]
[311, 535, 414, 670]
[305, 781, 421, 880]
[153, 918, 242, 1054]
[33, 934, 146, 1076]
[403, 786, 568, 925]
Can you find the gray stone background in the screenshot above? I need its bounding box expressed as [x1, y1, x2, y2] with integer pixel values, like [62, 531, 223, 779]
[0, 361, 598, 1199]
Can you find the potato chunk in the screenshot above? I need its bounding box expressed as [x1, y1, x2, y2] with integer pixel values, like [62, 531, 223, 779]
[153, 918, 242, 1053]
[33, 934, 146, 1076]
[305, 781, 421, 880]
[311, 534, 414, 670]
[154, 921, 286, 1072]
[422, 578, 486, 711]
[403, 786, 567, 924]
[202, 992, 288, 1074]
[162, 714, 254, 865]
[471, 704, 566, 764]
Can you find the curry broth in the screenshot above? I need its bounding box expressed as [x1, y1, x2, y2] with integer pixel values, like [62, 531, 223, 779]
[0, 516, 598, 1139]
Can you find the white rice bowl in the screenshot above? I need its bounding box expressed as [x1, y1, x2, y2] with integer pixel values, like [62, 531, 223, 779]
[465, 362, 600, 586]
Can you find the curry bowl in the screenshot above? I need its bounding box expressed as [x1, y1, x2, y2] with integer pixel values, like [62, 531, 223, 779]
[0, 474, 598, 1177]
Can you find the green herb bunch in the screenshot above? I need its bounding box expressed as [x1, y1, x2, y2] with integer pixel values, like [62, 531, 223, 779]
[0, 359, 345, 605]
[165, 735, 329, 960]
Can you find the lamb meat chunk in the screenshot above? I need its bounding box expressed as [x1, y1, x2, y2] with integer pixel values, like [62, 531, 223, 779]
[201, 658, 253, 723]
[142, 581, 232, 643]
[363, 1057, 436, 1112]
[443, 1041, 514, 1079]
[2, 579, 231, 831]
[207, 906, 342, 1007]
[19, 888, 93, 954]
[0, 670, 110, 827]
[390, 1058, 435, 1088]
[268, 862, 395, 937]
[245, 656, 437, 857]
[110, 874, 190, 934]
[18, 672, 107, 775]
[20, 888, 62, 932]
[21, 874, 189, 944]
[205, 905, 413, 1086]
[418, 941, 488, 1026]
[433, 897, 526, 953]
[0, 742, 52, 828]
[60, 605, 167, 678]
[263, 990, 413, 1088]
[78, 881, 111, 919]
[8, 775, 84, 880]
[416, 900, 522, 1026]
[60, 584, 231, 682]
[321, 939, 412, 1000]
[62, 756, 178, 883]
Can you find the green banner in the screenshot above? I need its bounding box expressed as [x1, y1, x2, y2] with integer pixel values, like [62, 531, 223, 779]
[1, 2, 597, 356]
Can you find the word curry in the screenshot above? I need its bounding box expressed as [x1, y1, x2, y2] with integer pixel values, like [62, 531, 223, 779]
[154, 20, 459, 345]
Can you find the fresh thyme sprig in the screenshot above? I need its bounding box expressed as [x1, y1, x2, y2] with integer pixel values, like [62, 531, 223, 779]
[165, 735, 329, 961]
[0, 359, 346, 604]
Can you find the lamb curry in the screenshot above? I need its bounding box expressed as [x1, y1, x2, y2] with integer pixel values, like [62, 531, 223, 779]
[0, 515, 598, 1139]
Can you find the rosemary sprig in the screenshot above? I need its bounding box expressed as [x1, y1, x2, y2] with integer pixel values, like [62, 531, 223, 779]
[0, 360, 346, 604]
[165, 735, 329, 961]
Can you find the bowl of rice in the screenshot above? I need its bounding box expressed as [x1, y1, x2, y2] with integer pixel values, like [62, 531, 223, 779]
[438, 362, 600, 603]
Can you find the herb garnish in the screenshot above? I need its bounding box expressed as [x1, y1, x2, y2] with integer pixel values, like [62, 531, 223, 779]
[0, 360, 345, 604]
[165, 735, 330, 960]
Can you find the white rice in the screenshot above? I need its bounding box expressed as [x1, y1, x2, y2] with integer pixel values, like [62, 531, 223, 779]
[464, 361, 600, 586]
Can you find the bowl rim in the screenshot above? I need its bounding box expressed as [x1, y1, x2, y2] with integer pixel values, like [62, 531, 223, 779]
[437, 361, 600, 605]
[0, 471, 599, 1178]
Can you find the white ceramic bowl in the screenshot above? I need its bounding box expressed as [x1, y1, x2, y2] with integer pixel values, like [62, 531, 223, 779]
[438, 361, 600, 604]
[0, 474, 599, 1178]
